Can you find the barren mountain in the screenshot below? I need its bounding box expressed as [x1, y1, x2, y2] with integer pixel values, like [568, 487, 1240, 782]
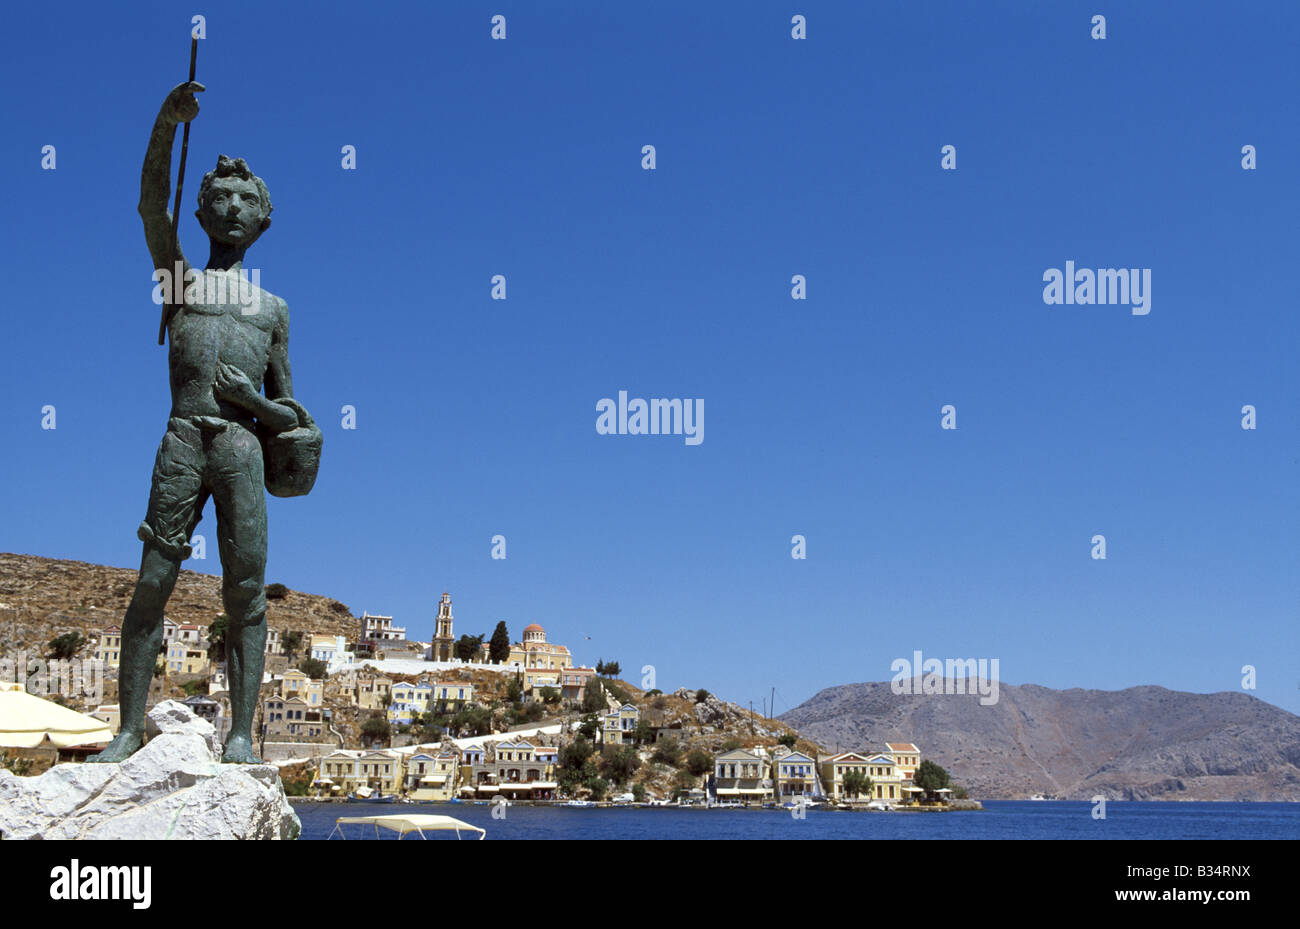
[780, 680, 1300, 801]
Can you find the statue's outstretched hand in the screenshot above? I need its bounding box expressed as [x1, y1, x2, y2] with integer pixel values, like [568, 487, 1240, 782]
[162, 81, 205, 126]
[214, 361, 256, 407]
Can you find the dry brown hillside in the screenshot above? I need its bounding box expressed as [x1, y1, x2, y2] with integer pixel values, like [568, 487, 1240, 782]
[0, 552, 359, 652]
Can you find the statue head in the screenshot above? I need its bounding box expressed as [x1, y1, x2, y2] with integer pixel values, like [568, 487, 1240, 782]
[195, 155, 273, 248]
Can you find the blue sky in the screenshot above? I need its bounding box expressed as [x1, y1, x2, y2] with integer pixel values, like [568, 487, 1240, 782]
[2, 1, 1296, 716]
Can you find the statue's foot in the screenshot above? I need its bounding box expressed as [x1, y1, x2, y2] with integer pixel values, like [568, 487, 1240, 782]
[87, 731, 144, 763]
[221, 735, 264, 765]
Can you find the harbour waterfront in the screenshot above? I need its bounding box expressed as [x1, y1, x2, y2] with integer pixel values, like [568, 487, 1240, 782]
[296, 800, 1300, 840]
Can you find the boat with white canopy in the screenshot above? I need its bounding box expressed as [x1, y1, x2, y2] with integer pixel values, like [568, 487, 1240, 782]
[329, 814, 486, 840]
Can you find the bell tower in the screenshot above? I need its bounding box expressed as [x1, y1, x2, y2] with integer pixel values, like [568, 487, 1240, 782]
[433, 592, 454, 661]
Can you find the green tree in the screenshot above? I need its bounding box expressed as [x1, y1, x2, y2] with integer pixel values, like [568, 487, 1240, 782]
[598, 745, 641, 786]
[842, 768, 873, 799]
[264, 583, 289, 600]
[632, 718, 655, 745]
[207, 614, 228, 663]
[913, 759, 951, 799]
[604, 681, 630, 706]
[454, 633, 485, 661]
[415, 711, 449, 743]
[505, 674, 524, 704]
[538, 686, 561, 705]
[651, 737, 683, 767]
[281, 630, 303, 659]
[602, 660, 621, 678]
[672, 769, 698, 799]
[585, 776, 609, 801]
[360, 714, 391, 747]
[447, 705, 490, 737]
[557, 737, 597, 794]
[580, 678, 606, 714]
[488, 621, 511, 663]
[47, 632, 86, 660]
[776, 731, 798, 749]
[631, 783, 647, 803]
[577, 713, 599, 741]
[685, 748, 713, 777]
[299, 657, 328, 680]
[182, 679, 207, 697]
[694, 689, 710, 703]
[281, 768, 313, 796]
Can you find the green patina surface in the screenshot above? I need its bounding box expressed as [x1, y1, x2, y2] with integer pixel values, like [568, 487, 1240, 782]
[90, 82, 321, 766]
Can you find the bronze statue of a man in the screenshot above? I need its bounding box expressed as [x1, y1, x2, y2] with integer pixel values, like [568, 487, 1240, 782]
[92, 81, 321, 764]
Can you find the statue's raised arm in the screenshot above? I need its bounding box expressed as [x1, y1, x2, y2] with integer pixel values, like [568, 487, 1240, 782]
[140, 81, 204, 276]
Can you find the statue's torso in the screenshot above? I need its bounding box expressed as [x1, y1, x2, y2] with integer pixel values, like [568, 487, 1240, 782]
[167, 269, 279, 421]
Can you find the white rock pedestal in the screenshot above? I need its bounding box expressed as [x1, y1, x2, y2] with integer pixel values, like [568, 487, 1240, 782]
[0, 700, 300, 840]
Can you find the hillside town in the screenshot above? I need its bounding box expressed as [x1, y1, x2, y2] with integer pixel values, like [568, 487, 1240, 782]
[6, 582, 961, 809]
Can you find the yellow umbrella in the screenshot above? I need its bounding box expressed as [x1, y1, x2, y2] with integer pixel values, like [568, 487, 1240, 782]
[0, 688, 113, 749]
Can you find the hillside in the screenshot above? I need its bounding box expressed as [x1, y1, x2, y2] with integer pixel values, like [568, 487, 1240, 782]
[780, 680, 1300, 801]
[0, 552, 360, 651]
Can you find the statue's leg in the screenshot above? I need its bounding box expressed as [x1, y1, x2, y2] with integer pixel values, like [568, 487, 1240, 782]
[88, 545, 182, 762]
[90, 424, 204, 763]
[211, 424, 268, 764]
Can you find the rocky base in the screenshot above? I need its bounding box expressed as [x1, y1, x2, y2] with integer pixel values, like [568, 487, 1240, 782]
[0, 700, 300, 840]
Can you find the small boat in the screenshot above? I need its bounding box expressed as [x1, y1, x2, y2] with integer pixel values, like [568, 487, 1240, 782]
[562, 799, 594, 808]
[348, 787, 396, 803]
[329, 814, 485, 841]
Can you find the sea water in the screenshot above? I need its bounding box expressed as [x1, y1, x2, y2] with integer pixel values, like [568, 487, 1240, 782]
[295, 800, 1299, 840]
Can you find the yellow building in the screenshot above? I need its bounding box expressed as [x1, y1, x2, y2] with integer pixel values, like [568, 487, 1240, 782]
[886, 742, 920, 780]
[494, 624, 573, 670]
[430, 592, 455, 662]
[600, 703, 639, 745]
[356, 674, 392, 711]
[864, 753, 906, 800]
[428, 680, 473, 713]
[91, 704, 121, 736]
[388, 682, 433, 725]
[278, 670, 323, 707]
[166, 640, 209, 676]
[317, 749, 402, 797]
[405, 749, 459, 800]
[523, 667, 562, 697]
[820, 751, 874, 801]
[95, 626, 122, 669]
[263, 695, 327, 741]
[773, 749, 818, 799]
